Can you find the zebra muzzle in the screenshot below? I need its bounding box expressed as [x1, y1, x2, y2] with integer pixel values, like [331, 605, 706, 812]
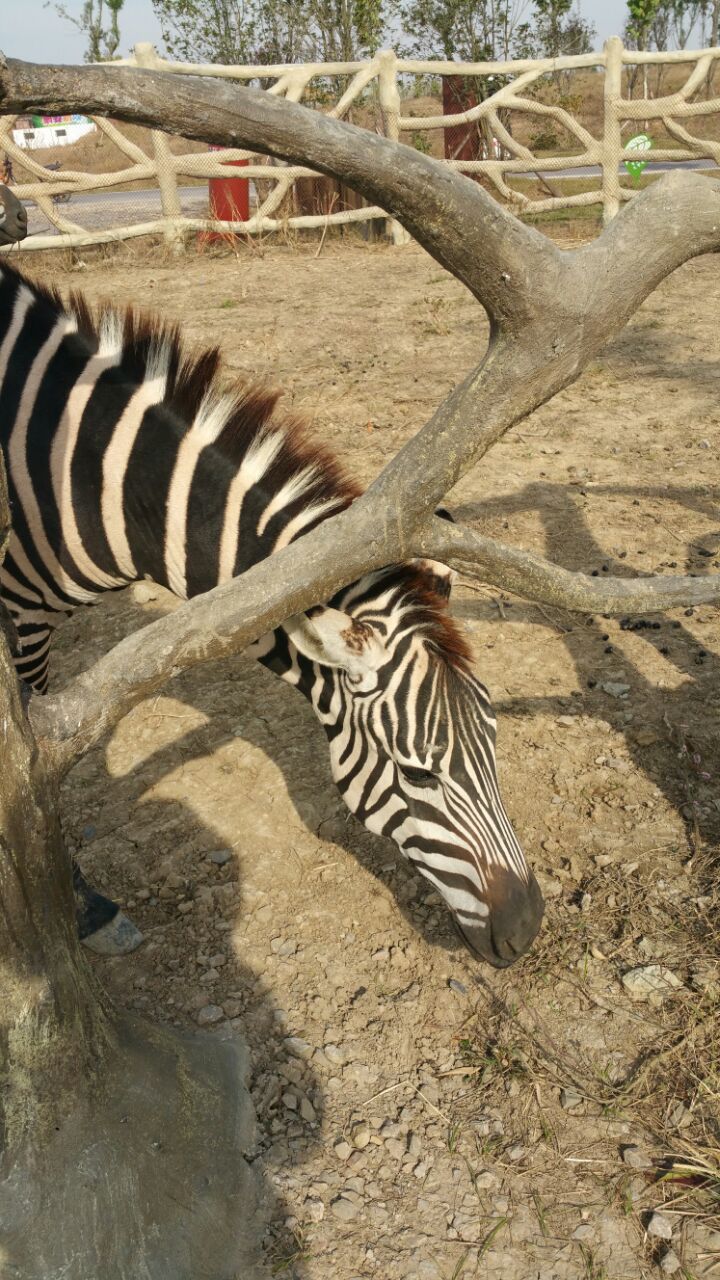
[454, 867, 545, 968]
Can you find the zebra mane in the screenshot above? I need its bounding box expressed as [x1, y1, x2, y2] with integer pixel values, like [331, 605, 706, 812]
[6, 262, 471, 670]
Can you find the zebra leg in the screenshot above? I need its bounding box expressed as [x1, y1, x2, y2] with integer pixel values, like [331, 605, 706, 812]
[73, 861, 144, 956]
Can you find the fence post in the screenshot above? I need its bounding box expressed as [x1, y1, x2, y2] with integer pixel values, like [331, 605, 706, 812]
[602, 36, 624, 225]
[133, 42, 185, 253]
[378, 50, 410, 245]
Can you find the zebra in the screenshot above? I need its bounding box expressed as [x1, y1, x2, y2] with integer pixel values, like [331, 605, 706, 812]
[0, 183, 27, 247]
[0, 248, 544, 968]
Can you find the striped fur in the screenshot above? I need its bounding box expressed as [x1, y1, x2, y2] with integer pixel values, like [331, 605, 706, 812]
[0, 262, 544, 967]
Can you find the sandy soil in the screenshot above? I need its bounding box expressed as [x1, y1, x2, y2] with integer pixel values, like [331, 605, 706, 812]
[25, 236, 720, 1280]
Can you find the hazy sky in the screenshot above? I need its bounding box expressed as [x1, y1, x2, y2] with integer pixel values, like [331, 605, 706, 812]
[4, 0, 637, 67]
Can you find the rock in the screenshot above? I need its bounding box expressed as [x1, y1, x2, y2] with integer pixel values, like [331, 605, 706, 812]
[333, 1140, 352, 1161]
[448, 979, 467, 995]
[284, 1037, 313, 1061]
[305, 1196, 325, 1224]
[659, 1249, 682, 1275]
[621, 1145, 652, 1170]
[300, 1097, 316, 1123]
[330, 1196, 359, 1222]
[385, 1138, 406, 1160]
[473, 1171, 497, 1190]
[667, 1102, 692, 1131]
[413, 1161, 428, 1179]
[506, 1145, 527, 1162]
[622, 966, 683, 1003]
[560, 1087, 583, 1110]
[208, 850, 232, 866]
[351, 1122, 371, 1150]
[646, 1212, 673, 1241]
[270, 937, 298, 957]
[196, 1004, 224, 1026]
[282, 1091, 298, 1111]
[572, 1224, 594, 1241]
[600, 681, 630, 698]
[323, 1043, 345, 1065]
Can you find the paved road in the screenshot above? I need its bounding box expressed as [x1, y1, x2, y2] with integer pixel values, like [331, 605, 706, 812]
[24, 158, 719, 236]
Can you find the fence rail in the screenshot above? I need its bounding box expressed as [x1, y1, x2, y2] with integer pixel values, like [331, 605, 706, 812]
[3, 36, 720, 253]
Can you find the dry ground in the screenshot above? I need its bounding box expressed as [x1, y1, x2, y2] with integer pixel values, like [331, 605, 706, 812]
[20, 233, 720, 1279]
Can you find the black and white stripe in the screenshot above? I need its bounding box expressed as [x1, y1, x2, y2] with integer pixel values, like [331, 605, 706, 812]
[0, 263, 544, 967]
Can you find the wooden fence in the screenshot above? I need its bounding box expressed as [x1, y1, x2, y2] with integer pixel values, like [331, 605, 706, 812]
[2, 36, 720, 252]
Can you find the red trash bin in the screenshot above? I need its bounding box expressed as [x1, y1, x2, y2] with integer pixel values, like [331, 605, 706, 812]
[202, 150, 250, 243]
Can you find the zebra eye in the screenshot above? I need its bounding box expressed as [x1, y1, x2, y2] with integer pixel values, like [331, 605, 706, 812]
[399, 764, 437, 788]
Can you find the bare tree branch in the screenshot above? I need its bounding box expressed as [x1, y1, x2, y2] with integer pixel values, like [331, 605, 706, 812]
[30, 500, 390, 774]
[420, 517, 720, 615]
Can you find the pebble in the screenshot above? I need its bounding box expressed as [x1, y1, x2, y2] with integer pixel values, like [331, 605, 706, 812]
[621, 1144, 652, 1170]
[208, 849, 233, 866]
[284, 1036, 313, 1060]
[622, 966, 683, 1003]
[659, 1248, 682, 1275]
[304, 1196, 325, 1224]
[646, 1211, 674, 1241]
[413, 1161, 429, 1179]
[572, 1224, 594, 1241]
[333, 1140, 352, 1161]
[330, 1196, 359, 1222]
[667, 1101, 692, 1131]
[351, 1122, 371, 1149]
[448, 979, 467, 995]
[385, 1138, 406, 1160]
[323, 1043, 345, 1065]
[560, 1087, 583, 1110]
[600, 681, 630, 698]
[300, 1097, 316, 1123]
[196, 1004, 224, 1026]
[270, 937, 298, 957]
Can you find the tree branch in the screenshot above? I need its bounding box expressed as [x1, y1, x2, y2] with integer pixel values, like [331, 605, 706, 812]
[30, 499, 392, 775]
[419, 517, 720, 615]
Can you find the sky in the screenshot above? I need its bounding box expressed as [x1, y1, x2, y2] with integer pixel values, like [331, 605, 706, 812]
[3, 0, 638, 67]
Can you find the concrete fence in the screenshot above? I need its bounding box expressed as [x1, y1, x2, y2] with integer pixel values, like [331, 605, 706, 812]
[2, 36, 720, 252]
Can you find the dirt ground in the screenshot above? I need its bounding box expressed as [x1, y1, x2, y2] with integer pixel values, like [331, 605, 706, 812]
[22, 233, 720, 1279]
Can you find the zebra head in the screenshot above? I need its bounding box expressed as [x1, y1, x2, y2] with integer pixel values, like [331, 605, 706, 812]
[0, 185, 27, 246]
[278, 559, 545, 968]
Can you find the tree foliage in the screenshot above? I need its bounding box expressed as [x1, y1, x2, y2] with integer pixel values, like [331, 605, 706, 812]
[522, 0, 595, 57]
[625, 0, 709, 51]
[152, 0, 386, 65]
[50, 0, 125, 61]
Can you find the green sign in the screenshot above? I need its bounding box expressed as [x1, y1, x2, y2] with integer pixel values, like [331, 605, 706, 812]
[624, 133, 653, 184]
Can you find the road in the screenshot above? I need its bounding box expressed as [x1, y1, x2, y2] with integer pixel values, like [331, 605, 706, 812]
[24, 158, 719, 237]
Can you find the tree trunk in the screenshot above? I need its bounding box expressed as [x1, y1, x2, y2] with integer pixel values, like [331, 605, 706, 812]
[0, 456, 267, 1280]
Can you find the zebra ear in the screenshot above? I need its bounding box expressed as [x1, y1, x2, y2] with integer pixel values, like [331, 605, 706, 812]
[285, 607, 387, 687]
[412, 507, 457, 602]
